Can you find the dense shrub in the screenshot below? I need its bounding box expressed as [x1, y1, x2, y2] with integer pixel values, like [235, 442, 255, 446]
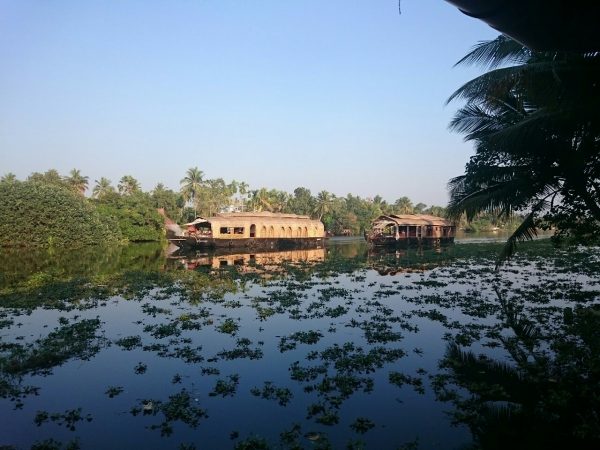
[94, 192, 164, 242]
[0, 180, 119, 248]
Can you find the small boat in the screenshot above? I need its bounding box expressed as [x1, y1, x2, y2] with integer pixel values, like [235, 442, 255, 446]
[168, 212, 325, 250]
[365, 214, 455, 247]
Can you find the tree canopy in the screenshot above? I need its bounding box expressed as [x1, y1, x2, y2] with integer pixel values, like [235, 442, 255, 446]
[447, 35, 600, 262]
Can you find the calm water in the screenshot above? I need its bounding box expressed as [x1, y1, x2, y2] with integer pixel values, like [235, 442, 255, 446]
[0, 237, 599, 449]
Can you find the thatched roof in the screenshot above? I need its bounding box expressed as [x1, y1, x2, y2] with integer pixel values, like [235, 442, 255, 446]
[373, 214, 453, 227]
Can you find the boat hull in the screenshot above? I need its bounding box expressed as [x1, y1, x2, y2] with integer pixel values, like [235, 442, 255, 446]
[168, 236, 325, 250]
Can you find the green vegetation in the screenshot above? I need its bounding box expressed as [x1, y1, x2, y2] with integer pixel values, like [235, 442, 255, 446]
[0, 171, 175, 248]
[1, 167, 522, 250]
[250, 381, 293, 406]
[94, 191, 164, 242]
[130, 389, 208, 437]
[448, 35, 600, 260]
[0, 180, 118, 248]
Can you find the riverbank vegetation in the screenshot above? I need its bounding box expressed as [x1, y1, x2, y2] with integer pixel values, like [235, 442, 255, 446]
[0, 179, 119, 248]
[0, 173, 165, 248]
[0, 169, 517, 248]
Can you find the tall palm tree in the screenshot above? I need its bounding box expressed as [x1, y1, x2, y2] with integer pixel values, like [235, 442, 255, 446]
[447, 35, 600, 264]
[393, 197, 414, 214]
[29, 169, 64, 187]
[251, 188, 272, 212]
[237, 181, 249, 211]
[313, 191, 334, 221]
[180, 167, 204, 216]
[269, 190, 290, 213]
[238, 181, 249, 197]
[1, 173, 17, 183]
[65, 169, 89, 196]
[152, 183, 167, 196]
[92, 177, 114, 199]
[118, 175, 140, 195]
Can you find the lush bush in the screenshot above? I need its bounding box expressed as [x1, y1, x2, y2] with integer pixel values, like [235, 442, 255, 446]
[94, 192, 164, 242]
[0, 180, 119, 248]
[151, 185, 185, 222]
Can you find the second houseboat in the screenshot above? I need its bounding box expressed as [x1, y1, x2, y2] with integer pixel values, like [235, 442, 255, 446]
[366, 214, 455, 246]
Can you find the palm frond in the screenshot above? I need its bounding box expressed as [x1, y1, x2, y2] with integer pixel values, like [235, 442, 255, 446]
[449, 98, 527, 141]
[480, 108, 561, 151]
[494, 288, 540, 345]
[447, 171, 538, 221]
[454, 35, 530, 70]
[495, 203, 545, 269]
[446, 60, 570, 105]
[445, 343, 528, 402]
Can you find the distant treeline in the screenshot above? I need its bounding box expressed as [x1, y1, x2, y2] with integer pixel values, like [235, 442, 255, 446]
[0, 168, 520, 248]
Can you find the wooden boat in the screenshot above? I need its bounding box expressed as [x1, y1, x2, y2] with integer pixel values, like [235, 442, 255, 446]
[365, 214, 455, 247]
[168, 212, 325, 250]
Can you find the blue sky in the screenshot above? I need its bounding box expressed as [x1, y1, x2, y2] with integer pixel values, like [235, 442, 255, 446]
[0, 0, 498, 206]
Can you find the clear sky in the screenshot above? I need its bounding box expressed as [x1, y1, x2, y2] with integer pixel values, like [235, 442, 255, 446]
[0, 0, 498, 206]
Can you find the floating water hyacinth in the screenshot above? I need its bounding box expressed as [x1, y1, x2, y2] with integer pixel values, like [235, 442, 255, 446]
[1, 238, 599, 449]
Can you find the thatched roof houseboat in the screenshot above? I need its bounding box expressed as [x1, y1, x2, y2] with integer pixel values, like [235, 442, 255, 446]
[366, 214, 455, 246]
[169, 212, 325, 250]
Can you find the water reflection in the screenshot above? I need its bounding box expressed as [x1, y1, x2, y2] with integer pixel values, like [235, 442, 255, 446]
[166, 239, 462, 277]
[433, 289, 600, 450]
[168, 247, 326, 273]
[0, 238, 598, 449]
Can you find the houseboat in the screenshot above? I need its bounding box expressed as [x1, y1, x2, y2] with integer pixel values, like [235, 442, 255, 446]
[365, 214, 455, 246]
[168, 212, 325, 250]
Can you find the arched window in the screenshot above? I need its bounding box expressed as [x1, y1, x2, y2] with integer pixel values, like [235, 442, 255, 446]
[280, 227, 285, 238]
[303, 227, 308, 237]
[260, 226, 267, 237]
[287, 227, 292, 238]
[250, 224, 256, 238]
[269, 226, 274, 237]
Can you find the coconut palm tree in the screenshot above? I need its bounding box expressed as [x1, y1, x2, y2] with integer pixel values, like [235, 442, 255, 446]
[447, 34, 600, 264]
[152, 183, 167, 195]
[92, 177, 114, 199]
[313, 191, 334, 221]
[1, 173, 17, 183]
[393, 197, 413, 214]
[180, 167, 204, 216]
[65, 169, 89, 196]
[29, 169, 64, 187]
[251, 188, 272, 212]
[118, 175, 140, 195]
[237, 181, 249, 211]
[270, 190, 290, 213]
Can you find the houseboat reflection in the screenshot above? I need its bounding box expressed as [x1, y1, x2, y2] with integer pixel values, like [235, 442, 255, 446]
[168, 247, 326, 273]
